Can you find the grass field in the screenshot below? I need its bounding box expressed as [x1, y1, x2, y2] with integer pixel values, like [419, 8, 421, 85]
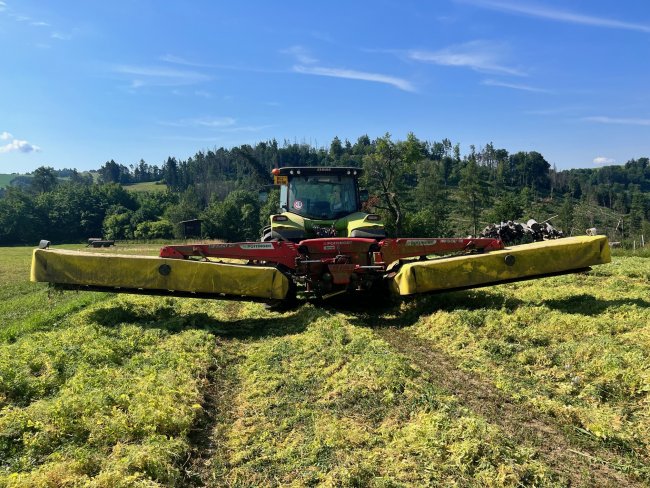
[0, 175, 21, 189]
[0, 243, 648, 486]
[123, 181, 168, 193]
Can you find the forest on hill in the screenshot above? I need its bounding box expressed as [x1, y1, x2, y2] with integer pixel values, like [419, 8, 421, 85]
[0, 133, 648, 246]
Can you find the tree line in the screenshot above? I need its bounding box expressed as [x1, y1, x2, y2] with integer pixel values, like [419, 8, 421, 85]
[0, 134, 648, 246]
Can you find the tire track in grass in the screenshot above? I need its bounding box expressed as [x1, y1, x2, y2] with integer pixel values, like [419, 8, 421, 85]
[183, 338, 241, 487]
[375, 327, 644, 488]
[181, 303, 320, 487]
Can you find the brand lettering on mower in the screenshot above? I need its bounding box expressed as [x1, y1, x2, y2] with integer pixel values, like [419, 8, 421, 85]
[405, 239, 437, 246]
[240, 243, 275, 250]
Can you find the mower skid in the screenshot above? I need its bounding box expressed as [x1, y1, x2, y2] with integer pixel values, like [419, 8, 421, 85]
[31, 249, 291, 300]
[389, 236, 610, 296]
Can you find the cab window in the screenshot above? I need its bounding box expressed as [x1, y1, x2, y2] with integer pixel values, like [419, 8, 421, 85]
[288, 175, 357, 219]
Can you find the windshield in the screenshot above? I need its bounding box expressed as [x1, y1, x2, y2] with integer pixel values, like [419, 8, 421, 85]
[287, 175, 358, 219]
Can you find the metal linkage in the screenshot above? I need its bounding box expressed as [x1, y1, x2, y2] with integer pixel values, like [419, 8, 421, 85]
[159, 241, 301, 269]
[377, 237, 504, 266]
[159, 236, 505, 293]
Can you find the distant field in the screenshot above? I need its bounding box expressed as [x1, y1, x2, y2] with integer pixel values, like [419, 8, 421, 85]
[0, 243, 648, 486]
[0, 175, 164, 191]
[0, 174, 21, 188]
[123, 181, 167, 192]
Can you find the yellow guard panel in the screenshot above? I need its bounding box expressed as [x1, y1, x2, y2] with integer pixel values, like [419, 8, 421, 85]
[31, 249, 290, 300]
[390, 235, 610, 296]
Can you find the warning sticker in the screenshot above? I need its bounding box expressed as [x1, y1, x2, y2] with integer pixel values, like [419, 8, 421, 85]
[274, 175, 288, 185]
[293, 200, 303, 210]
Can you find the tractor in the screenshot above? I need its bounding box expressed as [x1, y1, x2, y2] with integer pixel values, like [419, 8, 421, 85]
[261, 166, 385, 242]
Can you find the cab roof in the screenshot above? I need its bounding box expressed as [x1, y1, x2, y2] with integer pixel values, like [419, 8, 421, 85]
[275, 166, 363, 177]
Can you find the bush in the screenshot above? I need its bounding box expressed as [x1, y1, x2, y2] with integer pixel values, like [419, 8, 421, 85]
[134, 220, 174, 240]
[201, 190, 260, 241]
[102, 206, 135, 240]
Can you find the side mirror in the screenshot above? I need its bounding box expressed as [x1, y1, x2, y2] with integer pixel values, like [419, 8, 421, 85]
[359, 189, 369, 203]
[258, 189, 269, 203]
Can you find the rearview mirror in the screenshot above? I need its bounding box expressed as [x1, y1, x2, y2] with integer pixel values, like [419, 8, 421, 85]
[359, 189, 369, 203]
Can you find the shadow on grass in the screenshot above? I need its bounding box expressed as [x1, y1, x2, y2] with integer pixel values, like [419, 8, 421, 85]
[88, 300, 325, 340]
[543, 294, 650, 316]
[327, 288, 525, 330]
[87, 289, 643, 338]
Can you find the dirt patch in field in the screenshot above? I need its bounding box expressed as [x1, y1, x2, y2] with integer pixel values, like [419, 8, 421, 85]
[375, 327, 644, 488]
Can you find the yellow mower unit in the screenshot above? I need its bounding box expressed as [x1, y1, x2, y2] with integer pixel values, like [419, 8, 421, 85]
[31, 248, 291, 300]
[389, 235, 610, 296]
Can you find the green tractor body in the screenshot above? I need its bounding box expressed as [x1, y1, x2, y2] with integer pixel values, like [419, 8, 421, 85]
[262, 167, 386, 241]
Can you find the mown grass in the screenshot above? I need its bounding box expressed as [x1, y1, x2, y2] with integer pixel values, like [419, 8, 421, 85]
[0, 246, 216, 486]
[400, 257, 650, 480]
[1, 242, 648, 486]
[208, 310, 556, 486]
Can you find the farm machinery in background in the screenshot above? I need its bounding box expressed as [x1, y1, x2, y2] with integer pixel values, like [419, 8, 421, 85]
[31, 167, 611, 304]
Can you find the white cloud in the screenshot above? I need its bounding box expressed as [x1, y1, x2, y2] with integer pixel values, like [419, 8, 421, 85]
[0, 131, 12, 140]
[160, 54, 212, 68]
[408, 41, 525, 76]
[159, 116, 237, 128]
[161, 54, 282, 74]
[112, 64, 211, 87]
[593, 156, 616, 165]
[189, 117, 236, 128]
[461, 0, 650, 34]
[584, 116, 650, 126]
[525, 107, 581, 115]
[293, 65, 415, 92]
[31, 21, 49, 27]
[51, 32, 71, 40]
[0, 138, 41, 154]
[282, 46, 318, 65]
[482, 79, 550, 93]
[218, 124, 274, 133]
[156, 116, 273, 141]
[170, 89, 213, 98]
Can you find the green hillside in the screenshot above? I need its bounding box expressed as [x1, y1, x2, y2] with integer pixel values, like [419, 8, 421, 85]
[0, 174, 22, 188]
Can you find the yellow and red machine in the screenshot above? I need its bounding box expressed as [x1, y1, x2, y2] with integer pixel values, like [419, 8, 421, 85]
[31, 167, 611, 304]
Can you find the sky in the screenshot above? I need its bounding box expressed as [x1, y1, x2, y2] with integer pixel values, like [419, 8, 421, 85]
[1, 0, 649, 174]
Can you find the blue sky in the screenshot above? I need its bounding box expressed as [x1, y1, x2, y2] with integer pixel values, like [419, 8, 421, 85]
[1, 0, 649, 173]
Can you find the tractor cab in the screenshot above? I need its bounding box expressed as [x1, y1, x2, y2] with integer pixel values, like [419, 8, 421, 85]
[262, 167, 385, 241]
